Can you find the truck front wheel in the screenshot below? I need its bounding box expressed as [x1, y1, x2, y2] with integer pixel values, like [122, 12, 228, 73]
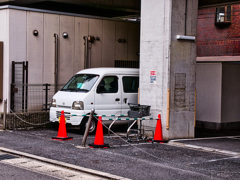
[80, 117, 97, 135]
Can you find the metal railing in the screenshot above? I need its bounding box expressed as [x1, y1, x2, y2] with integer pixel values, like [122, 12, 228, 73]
[11, 83, 63, 113]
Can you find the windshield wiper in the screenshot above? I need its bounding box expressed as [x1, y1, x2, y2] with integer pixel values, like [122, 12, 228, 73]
[75, 89, 89, 92]
[60, 88, 89, 92]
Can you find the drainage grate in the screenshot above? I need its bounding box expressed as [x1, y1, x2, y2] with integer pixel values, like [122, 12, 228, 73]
[0, 154, 19, 161]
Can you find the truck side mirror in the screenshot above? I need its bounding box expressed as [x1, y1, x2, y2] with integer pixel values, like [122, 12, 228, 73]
[97, 84, 105, 93]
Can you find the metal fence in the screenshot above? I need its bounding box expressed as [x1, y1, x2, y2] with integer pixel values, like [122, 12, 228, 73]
[11, 84, 63, 113]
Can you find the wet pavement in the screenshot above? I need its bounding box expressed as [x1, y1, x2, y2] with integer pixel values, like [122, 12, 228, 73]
[0, 127, 239, 180]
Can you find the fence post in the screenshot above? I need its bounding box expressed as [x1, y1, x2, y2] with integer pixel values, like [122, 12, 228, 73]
[10, 84, 15, 111]
[44, 84, 50, 111]
[3, 99, 7, 130]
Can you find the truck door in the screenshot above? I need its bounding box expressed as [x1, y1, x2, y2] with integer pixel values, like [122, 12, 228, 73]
[95, 76, 122, 117]
[120, 75, 139, 115]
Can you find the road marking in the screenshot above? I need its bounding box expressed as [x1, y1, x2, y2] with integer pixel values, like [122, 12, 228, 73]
[170, 135, 240, 141]
[189, 156, 239, 165]
[168, 141, 240, 156]
[0, 147, 128, 180]
[1, 155, 105, 180]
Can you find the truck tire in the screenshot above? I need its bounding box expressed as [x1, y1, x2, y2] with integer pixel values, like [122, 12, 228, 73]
[80, 117, 97, 135]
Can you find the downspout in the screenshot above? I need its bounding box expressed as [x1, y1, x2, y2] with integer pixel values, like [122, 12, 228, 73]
[83, 36, 89, 69]
[54, 33, 59, 93]
[185, 0, 187, 35]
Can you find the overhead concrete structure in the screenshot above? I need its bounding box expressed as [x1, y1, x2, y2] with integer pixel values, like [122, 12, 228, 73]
[0, 0, 140, 18]
[0, 6, 140, 112]
[140, 0, 198, 139]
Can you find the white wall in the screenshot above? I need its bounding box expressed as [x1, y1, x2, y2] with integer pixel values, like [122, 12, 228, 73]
[0, 9, 8, 112]
[27, 11, 43, 84]
[196, 63, 222, 123]
[43, 13, 60, 84]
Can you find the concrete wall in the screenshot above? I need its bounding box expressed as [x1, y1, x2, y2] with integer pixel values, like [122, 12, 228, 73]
[140, 0, 171, 136]
[196, 63, 222, 123]
[140, 0, 198, 139]
[0, 7, 140, 113]
[0, 9, 9, 113]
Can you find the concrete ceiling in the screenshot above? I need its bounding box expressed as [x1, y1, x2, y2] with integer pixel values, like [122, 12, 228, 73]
[0, 0, 239, 17]
[0, 0, 140, 17]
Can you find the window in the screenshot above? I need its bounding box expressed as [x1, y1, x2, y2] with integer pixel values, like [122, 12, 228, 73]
[97, 76, 118, 93]
[215, 6, 232, 24]
[61, 74, 99, 92]
[122, 76, 139, 93]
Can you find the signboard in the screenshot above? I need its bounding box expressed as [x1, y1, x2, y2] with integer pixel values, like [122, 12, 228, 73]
[150, 70, 157, 84]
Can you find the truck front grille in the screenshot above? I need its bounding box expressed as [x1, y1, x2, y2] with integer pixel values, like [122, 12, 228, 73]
[56, 111, 71, 121]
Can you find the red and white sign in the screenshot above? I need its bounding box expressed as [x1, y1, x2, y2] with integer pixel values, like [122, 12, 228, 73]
[150, 70, 157, 84]
[150, 70, 156, 76]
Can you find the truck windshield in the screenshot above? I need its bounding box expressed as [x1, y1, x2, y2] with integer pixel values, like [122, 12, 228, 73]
[61, 74, 99, 92]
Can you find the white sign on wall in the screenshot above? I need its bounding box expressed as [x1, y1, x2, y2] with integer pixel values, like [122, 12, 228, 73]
[150, 70, 157, 84]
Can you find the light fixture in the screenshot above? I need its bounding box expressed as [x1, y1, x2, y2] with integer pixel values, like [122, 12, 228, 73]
[62, 32, 68, 39]
[33, 30, 38, 36]
[176, 35, 195, 41]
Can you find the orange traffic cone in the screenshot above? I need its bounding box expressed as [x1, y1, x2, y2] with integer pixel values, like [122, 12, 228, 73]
[89, 116, 109, 148]
[52, 110, 73, 141]
[152, 114, 168, 143]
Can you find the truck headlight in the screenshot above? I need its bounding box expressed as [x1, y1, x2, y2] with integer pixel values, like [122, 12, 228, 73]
[72, 101, 84, 110]
[51, 99, 56, 107]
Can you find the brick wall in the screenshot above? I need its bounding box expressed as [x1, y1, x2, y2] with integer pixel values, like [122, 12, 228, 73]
[197, 5, 240, 56]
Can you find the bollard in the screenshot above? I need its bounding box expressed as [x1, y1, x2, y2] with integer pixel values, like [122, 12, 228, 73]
[82, 109, 95, 147]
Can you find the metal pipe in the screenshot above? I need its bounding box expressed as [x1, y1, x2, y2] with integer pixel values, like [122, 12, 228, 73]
[88, 42, 91, 68]
[83, 36, 88, 69]
[185, 0, 188, 35]
[194, 89, 197, 127]
[108, 119, 118, 136]
[54, 33, 59, 93]
[22, 62, 25, 112]
[25, 61, 28, 111]
[82, 109, 95, 147]
[3, 99, 7, 130]
[166, 89, 170, 130]
[126, 120, 137, 141]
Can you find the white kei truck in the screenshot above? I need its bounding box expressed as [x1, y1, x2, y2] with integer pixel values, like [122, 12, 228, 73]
[50, 68, 139, 134]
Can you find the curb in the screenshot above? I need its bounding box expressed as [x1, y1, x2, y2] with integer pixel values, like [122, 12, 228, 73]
[0, 147, 131, 180]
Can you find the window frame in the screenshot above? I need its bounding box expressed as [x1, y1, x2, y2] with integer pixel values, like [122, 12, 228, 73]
[215, 5, 232, 24]
[96, 76, 119, 94]
[122, 76, 139, 93]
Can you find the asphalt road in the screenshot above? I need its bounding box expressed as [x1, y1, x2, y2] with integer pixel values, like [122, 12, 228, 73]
[0, 128, 239, 180]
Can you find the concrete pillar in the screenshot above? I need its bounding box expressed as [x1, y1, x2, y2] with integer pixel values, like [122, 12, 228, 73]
[140, 0, 198, 139]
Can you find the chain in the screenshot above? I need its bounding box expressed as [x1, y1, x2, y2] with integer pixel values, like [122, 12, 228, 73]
[10, 109, 53, 126]
[93, 116, 163, 161]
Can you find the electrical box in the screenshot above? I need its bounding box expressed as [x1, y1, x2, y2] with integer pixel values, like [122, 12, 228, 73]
[0, 42, 3, 103]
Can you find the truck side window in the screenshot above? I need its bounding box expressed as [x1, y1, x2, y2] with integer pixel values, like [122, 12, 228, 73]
[97, 76, 118, 93]
[122, 76, 139, 93]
